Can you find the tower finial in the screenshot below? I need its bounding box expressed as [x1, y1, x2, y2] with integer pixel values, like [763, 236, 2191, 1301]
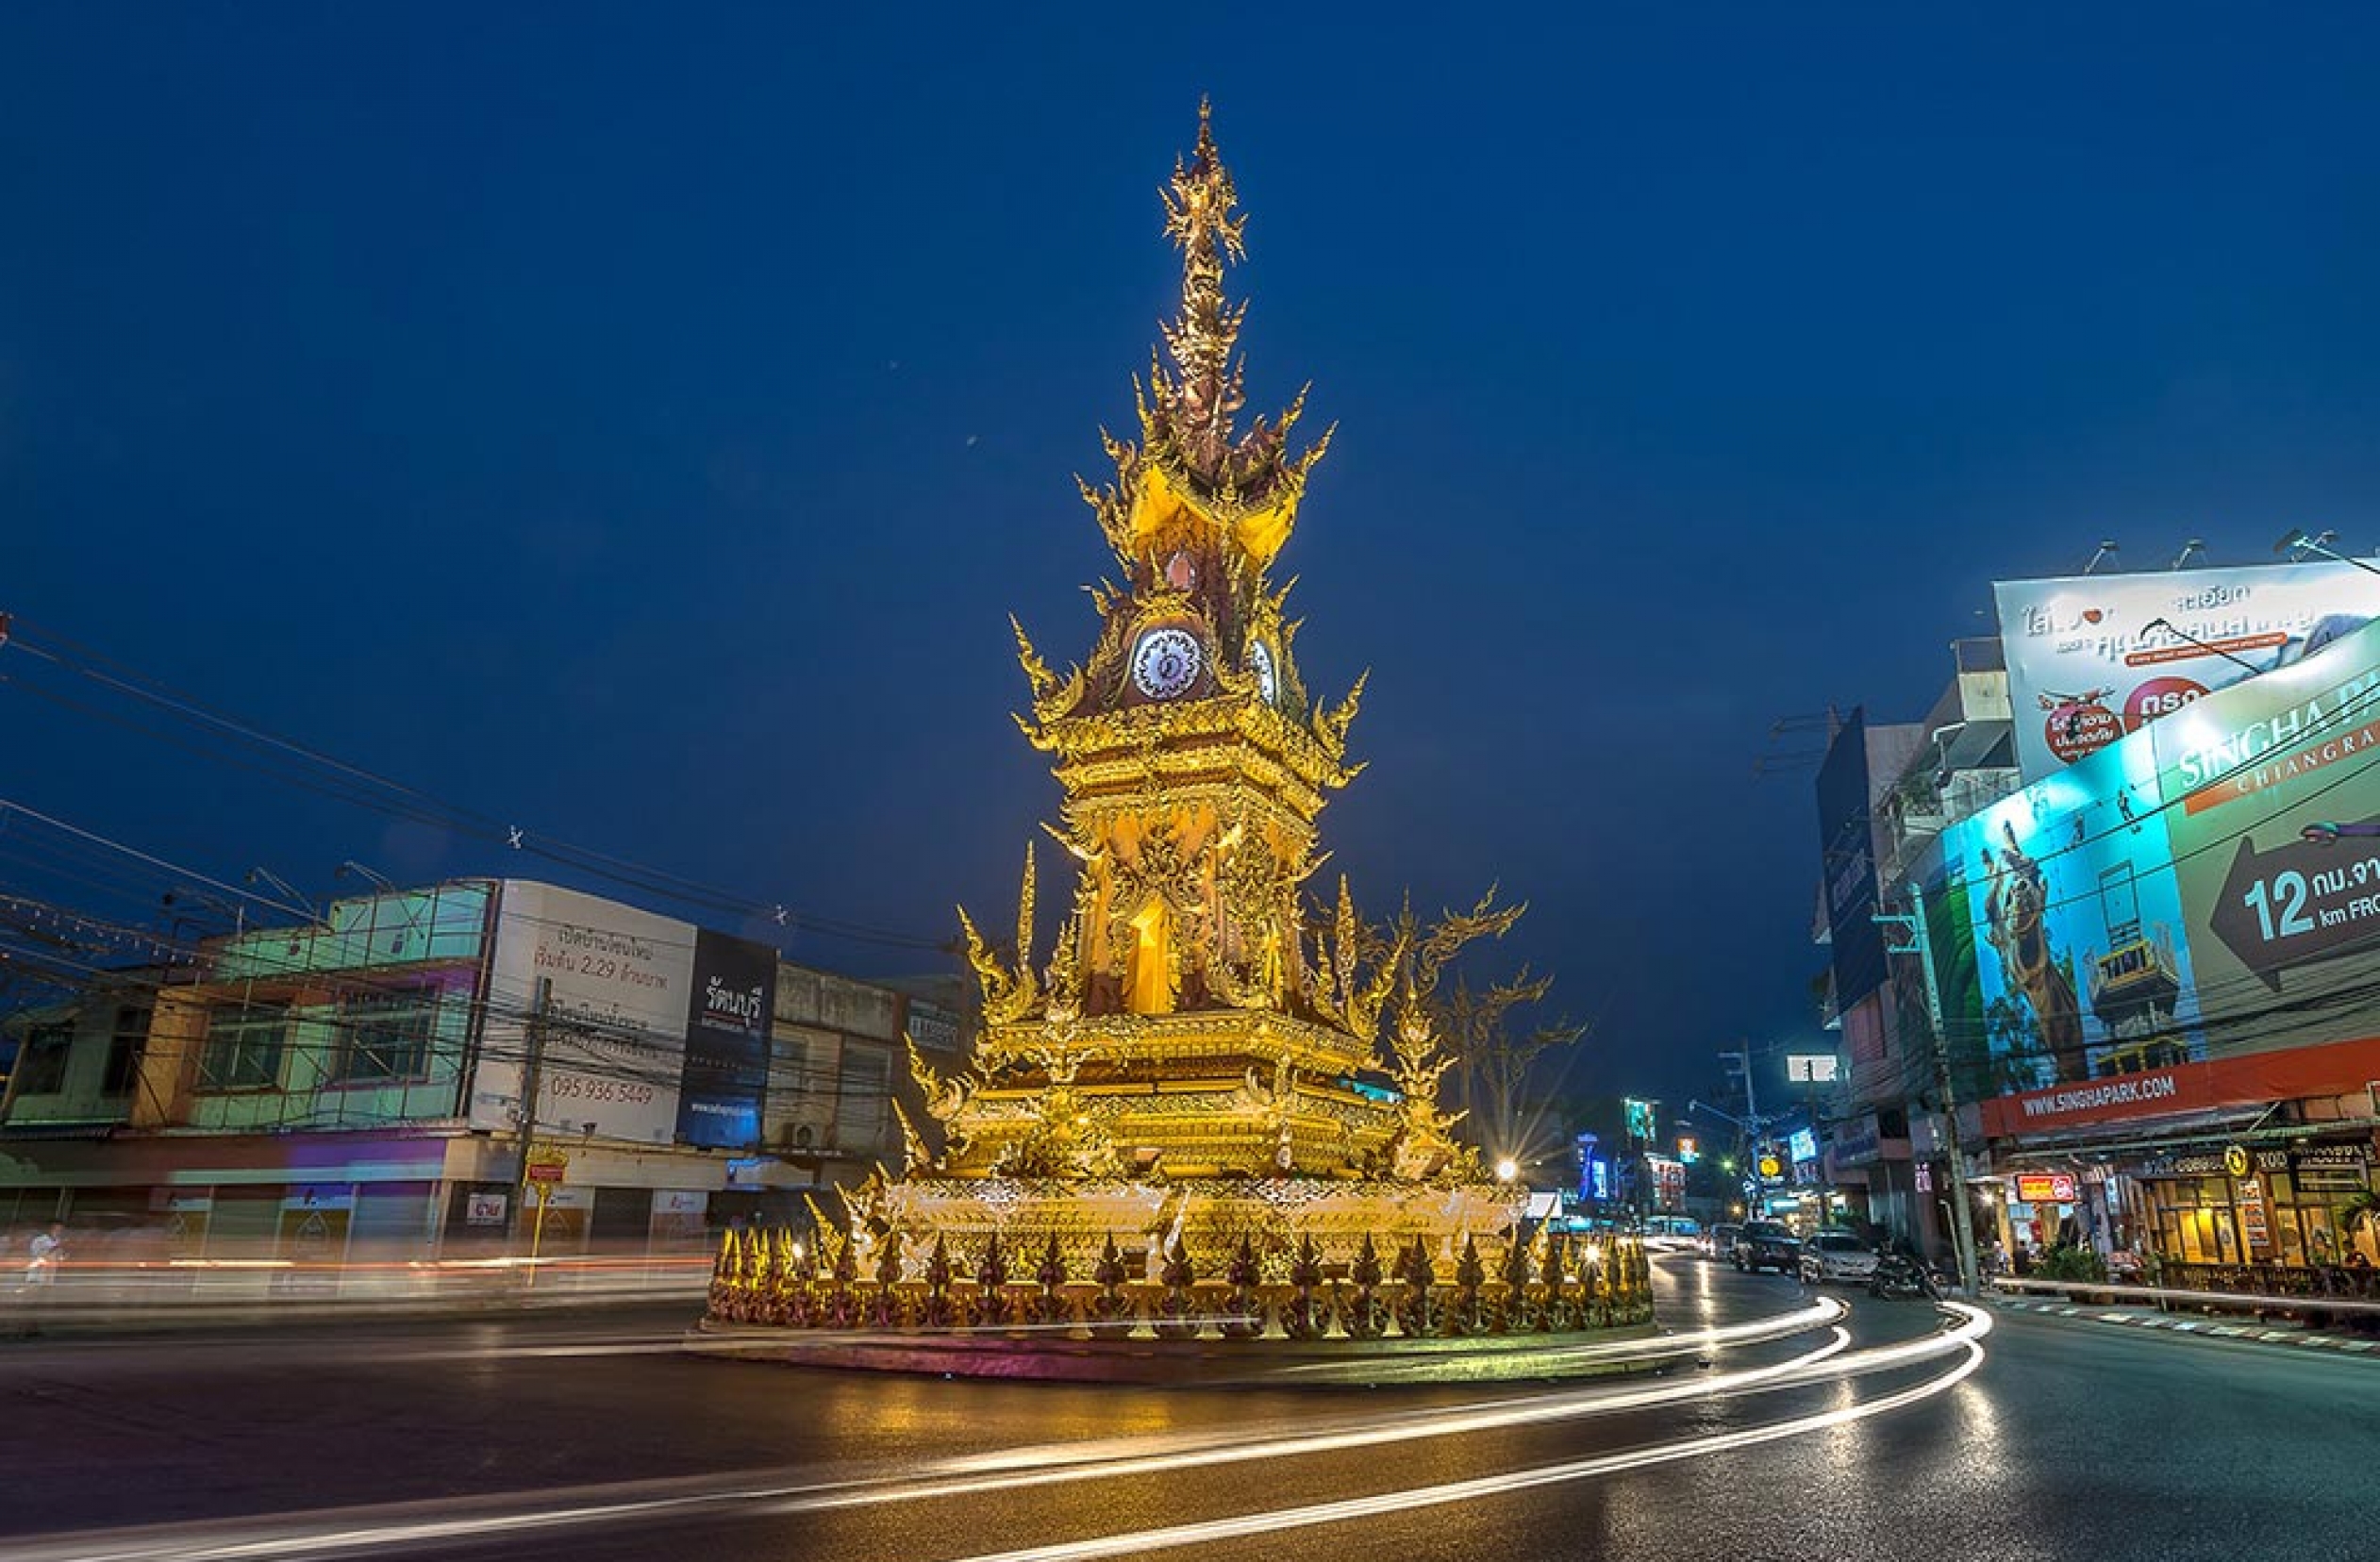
[1159, 101, 1248, 476]
[1079, 104, 1327, 570]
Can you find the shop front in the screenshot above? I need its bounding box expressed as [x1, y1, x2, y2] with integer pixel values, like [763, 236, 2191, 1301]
[2135, 1141, 2375, 1269]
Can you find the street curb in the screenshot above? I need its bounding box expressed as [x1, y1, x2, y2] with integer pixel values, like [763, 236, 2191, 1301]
[683, 1318, 1671, 1386]
[1989, 1296, 2380, 1358]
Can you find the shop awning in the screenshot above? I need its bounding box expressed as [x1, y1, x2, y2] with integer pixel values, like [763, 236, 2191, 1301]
[1989, 1103, 2276, 1166]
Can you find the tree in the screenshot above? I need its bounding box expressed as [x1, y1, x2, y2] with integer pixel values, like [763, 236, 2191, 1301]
[1373, 886, 1589, 1167]
[1435, 970, 1588, 1165]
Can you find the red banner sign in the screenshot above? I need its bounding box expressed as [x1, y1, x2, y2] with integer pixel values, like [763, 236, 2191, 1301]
[2016, 1172, 2079, 1204]
[1982, 1033, 2380, 1138]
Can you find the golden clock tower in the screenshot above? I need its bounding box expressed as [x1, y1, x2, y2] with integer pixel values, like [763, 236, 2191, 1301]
[887, 106, 1511, 1268]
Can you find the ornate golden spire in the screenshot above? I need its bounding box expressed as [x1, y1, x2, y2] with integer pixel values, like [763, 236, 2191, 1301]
[1156, 98, 1250, 476]
[1084, 101, 1332, 571]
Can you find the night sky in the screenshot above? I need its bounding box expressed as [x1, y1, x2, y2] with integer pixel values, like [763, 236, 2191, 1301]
[7, 7, 2380, 1115]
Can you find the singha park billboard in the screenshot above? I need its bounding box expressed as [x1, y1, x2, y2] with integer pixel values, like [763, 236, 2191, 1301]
[1996, 557, 2380, 785]
[467, 882, 776, 1151]
[1939, 613, 2380, 1095]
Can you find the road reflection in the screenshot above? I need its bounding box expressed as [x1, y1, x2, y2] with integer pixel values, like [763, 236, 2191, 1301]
[1, 1282, 1989, 1562]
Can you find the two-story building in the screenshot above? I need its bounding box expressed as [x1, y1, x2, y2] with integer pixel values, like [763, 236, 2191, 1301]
[0, 879, 968, 1259]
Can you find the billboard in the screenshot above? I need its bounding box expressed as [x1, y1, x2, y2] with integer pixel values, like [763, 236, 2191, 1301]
[473, 883, 775, 1150]
[1817, 709, 1889, 1006]
[1995, 558, 2380, 783]
[473, 883, 697, 1144]
[674, 928, 777, 1149]
[1943, 613, 2380, 1100]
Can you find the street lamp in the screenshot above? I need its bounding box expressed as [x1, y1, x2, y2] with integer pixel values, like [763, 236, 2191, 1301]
[1494, 1157, 1520, 1184]
[2275, 527, 2380, 579]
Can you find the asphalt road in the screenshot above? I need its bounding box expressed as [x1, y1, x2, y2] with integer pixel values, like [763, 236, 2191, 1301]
[2, 1255, 2372, 1562]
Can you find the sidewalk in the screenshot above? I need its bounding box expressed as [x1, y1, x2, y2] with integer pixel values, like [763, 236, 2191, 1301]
[1989, 1290, 2380, 1358]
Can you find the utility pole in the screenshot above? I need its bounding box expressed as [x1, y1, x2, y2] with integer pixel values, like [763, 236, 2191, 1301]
[511, 977, 553, 1249]
[1874, 882, 1981, 1297]
[1714, 1050, 1771, 1220]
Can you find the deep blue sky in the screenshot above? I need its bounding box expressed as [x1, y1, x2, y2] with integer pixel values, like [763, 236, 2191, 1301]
[7, 6, 2379, 1113]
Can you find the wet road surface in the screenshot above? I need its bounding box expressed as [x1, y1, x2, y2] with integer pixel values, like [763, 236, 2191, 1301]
[2, 1254, 2371, 1561]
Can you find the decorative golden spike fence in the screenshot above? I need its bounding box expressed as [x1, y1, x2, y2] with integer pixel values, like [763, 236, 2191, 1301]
[704, 1226, 1654, 1341]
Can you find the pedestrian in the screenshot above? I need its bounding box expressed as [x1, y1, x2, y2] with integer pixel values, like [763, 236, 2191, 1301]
[25, 1221, 65, 1287]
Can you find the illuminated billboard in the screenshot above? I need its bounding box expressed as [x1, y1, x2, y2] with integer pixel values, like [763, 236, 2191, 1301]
[1941, 721, 2204, 1091]
[1942, 613, 2380, 1097]
[2015, 1172, 2078, 1204]
[1995, 559, 2380, 783]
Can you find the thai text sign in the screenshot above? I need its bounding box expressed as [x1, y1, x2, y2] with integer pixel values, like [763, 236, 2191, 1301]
[1995, 560, 2380, 783]
[2015, 1172, 2078, 1204]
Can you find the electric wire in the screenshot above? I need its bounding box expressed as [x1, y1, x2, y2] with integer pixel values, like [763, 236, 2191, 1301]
[0, 614, 949, 951]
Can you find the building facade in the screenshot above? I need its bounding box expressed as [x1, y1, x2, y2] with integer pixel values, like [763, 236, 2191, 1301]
[1815, 566, 2380, 1274]
[0, 879, 968, 1258]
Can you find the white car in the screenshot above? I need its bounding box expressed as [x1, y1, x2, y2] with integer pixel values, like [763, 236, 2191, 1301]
[1798, 1231, 1880, 1285]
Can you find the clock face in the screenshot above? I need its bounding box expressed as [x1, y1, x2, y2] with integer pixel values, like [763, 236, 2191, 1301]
[1249, 640, 1278, 704]
[1130, 627, 1204, 700]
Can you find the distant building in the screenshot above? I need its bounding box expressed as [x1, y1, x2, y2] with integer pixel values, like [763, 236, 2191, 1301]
[0, 879, 969, 1257]
[1811, 638, 2016, 1256]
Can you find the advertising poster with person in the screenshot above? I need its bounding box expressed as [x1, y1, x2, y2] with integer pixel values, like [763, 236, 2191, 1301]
[1945, 614, 2380, 1111]
[1941, 714, 2204, 1091]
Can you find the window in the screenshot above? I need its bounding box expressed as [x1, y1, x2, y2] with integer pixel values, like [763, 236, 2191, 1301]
[103, 1006, 151, 1096]
[199, 1004, 290, 1091]
[836, 1043, 891, 1148]
[334, 989, 440, 1084]
[15, 1024, 73, 1096]
[772, 1034, 824, 1095]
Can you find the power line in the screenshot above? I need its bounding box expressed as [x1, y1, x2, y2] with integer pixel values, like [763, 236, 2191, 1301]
[0, 613, 950, 951]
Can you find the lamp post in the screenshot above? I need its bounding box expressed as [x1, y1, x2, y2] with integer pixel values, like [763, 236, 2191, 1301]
[1873, 882, 1981, 1297]
[2274, 527, 2380, 580]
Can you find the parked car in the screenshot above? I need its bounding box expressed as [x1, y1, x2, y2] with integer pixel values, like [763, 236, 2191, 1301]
[1734, 1221, 1800, 1273]
[1699, 1222, 1741, 1262]
[1799, 1229, 1882, 1285]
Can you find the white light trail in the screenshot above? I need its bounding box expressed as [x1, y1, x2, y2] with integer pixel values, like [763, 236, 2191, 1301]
[9, 1302, 1985, 1562]
[947, 1305, 1993, 1562]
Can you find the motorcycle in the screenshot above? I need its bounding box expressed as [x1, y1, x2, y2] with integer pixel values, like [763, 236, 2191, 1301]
[1868, 1249, 1943, 1300]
